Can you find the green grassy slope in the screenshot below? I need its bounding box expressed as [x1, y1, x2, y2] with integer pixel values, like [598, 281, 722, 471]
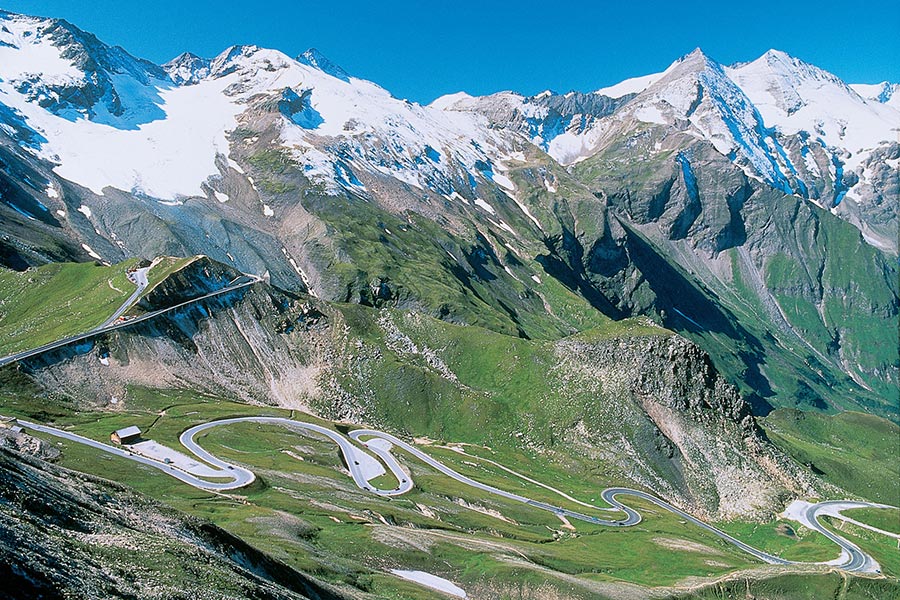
[762, 409, 900, 505]
[0, 259, 140, 355]
[842, 507, 900, 534]
[0, 389, 859, 597]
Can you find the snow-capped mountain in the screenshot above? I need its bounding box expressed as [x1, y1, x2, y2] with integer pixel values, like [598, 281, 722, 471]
[0, 11, 526, 207]
[429, 89, 628, 165]
[0, 9, 896, 412]
[0, 7, 896, 256]
[0, 11, 169, 126]
[726, 50, 896, 171]
[432, 49, 898, 250]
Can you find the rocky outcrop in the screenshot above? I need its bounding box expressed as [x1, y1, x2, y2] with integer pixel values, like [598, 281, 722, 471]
[0, 447, 349, 600]
[9, 266, 828, 519]
[23, 279, 331, 410]
[553, 335, 826, 519]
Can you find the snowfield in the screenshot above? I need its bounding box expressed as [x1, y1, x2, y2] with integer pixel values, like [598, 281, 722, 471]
[0, 9, 897, 235]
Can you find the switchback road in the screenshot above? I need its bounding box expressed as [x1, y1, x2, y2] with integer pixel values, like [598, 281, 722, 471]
[14, 414, 892, 574]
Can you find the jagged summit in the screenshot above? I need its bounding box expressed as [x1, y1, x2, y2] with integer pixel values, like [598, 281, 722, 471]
[0, 7, 896, 253]
[162, 51, 210, 85]
[0, 10, 171, 133]
[297, 47, 350, 82]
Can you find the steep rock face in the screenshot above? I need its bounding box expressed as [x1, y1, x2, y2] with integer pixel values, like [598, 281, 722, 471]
[10, 269, 824, 519]
[551, 335, 824, 519]
[0, 447, 347, 600]
[25, 280, 330, 409]
[560, 96, 898, 417]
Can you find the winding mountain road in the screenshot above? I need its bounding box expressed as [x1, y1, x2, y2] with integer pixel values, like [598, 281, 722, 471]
[0, 274, 260, 367]
[14, 415, 892, 574]
[99, 266, 150, 328]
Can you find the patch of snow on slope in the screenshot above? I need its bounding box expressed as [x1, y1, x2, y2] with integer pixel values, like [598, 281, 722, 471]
[0, 15, 82, 85]
[0, 70, 242, 197]
[595, 71, 664, 98]
[81, 243, 101, 260]
[473, 198, 495, 214]
[727, 51, 900, 170]
[390, 570, 466, 598]
[634, 105, 667, 124]
[850, 82, 899, 104]
[429, 91, 475, 110]
[491, 171, 515, 191]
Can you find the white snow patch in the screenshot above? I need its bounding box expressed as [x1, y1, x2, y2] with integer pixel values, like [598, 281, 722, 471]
[531, 274, 542, 284]
[449, 191, 470, 204]
[488, 218, 515, 235]
[491, 172, 515, 191]
[0, 71, 242, 198]
[76, 205, 92, 218]
[505, 191, 543, 230]
[634, 105, 667, 125]
[281, 247, 319, 298]
[81, 243, 102, 260]
[595, 71, 665, 98]
[429, 91, 475, 111]
[390, 570, 466, 598]
[0, 16, 83, 84]
[45, 185, 58, 199]
[473, 198, 495, 214]
[214, 190, 229, 203]
[263, 204, 274, 217]
[55, 209, 65, 217]
[227, 157, 245, 174]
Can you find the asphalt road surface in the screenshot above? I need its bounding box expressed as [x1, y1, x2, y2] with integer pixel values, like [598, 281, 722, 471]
[99, 266, 150, 328]
[0, 275, 259, 367]
[14, 414, 890, 573]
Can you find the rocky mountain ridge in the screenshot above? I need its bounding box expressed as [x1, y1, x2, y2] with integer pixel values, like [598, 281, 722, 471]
[7, 256, 828, 520]
[0, 8, 896, 422]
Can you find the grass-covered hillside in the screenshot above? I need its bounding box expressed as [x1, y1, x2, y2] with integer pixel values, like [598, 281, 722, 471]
[0, 257, 896, 598]
[0, 259, 140, 355]
[761, 409, 900, 506]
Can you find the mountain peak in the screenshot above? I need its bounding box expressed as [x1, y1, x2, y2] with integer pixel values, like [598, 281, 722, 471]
[762, 48, 790, 60]
[297, 47, 350, 82]
[206, 44, 294, 79]
[679, 47, 715, 66]
[0, 9, 169, 126]
[163, 51, 210, 85]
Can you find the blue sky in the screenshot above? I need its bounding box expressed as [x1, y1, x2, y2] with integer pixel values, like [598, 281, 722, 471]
[4, 0, 898, 103]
